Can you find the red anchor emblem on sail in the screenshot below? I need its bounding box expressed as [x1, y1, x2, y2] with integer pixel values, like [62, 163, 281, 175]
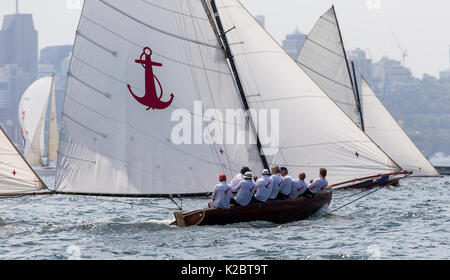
[127, 47, 174, 110]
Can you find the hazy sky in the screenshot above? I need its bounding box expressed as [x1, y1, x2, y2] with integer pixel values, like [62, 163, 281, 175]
[1, 0, 449, 78]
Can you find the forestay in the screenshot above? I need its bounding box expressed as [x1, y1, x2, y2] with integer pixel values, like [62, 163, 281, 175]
[0, 126, 45, 194]
[18, 76, 53, 165]
[296, 6, 362, 128]
[214, 0, 400, 184]
[361, 78, 439, 177]
[55, 0, 263, 196]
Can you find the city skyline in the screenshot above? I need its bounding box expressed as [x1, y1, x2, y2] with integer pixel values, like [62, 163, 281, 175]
[1, 0, 449, 78]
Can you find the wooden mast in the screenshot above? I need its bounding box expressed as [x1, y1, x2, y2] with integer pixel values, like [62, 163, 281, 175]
[207, 0, 270, 170]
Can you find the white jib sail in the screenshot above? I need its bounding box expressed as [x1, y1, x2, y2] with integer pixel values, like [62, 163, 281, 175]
[55, 0, 264, 195]
[296, 6, 362, 128]
[18, 75, 53, 165]
[214, 0, 400, 184]
[361, 78, 440, 177]
[0, 126, 45, 194]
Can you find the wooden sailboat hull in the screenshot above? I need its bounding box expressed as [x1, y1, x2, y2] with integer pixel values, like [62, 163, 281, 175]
[338, 177, 400, 190]
[171, 190, 332, 227]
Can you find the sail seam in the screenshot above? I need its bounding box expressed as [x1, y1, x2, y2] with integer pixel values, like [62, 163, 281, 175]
[68, 72, 112, 99]
[303, 38, 344, 58]
[56, 151, 96, 164]
[62, 113, 108, 138]
[98, 0, 220, 49]
[298, 62, 354, 91]
[76, 31, 117, 56]
[62, 95, 225, 166]
[80, 16, 230, 76]
[141, 0, 210, 22]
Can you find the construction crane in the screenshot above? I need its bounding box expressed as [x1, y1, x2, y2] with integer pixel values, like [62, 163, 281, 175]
[391, 30, 408, 66]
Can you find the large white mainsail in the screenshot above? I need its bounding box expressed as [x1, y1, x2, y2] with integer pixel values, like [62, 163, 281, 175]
[18, 76, 53, 165]
[55, 0, 264, 196]
[296, 6, 362, 128]
[0, 126, 46, 195]
[361, 78, 439, 177]
[214, 0, 400, 184]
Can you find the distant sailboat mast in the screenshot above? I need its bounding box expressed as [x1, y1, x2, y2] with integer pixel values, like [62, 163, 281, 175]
[48, 74, 59, 164]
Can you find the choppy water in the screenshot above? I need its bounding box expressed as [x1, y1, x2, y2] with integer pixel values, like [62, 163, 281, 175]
[0, 177, 448, 260]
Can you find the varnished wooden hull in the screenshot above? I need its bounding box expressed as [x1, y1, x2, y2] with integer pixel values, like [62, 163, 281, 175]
[338, 178, 400, 190]
[171, 190, 332, 227]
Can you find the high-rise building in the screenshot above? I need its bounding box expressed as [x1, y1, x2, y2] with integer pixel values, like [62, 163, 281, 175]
[348, 48, 373, 85]
[39, 45, 73, 74]
[255, 15, 265, 29]
[0, 13, 38, 80]
[0, 64, 33, 143]
[282, 28, 307, 59]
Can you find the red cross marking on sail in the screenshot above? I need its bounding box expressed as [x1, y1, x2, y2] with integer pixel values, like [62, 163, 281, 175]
[127, 47, 174, 110]
[355, 151, 360, 158]
[12, 170, 16, 176]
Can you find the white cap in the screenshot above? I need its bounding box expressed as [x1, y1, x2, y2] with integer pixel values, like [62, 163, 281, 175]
[262, 169, 270, 176]
[244, 171, 253, 179]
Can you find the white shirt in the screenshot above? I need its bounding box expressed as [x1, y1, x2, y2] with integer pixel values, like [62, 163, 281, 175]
[269, 173, 283, 199]
[290, 179, 307, 198]
[254, 175, 273, 202]
[308, 177, 328, 194]
[280, 175, 293, 196]
[233, 179, 256, 206]
[230, 173, 244, 189]
[210, 182, 232, 209]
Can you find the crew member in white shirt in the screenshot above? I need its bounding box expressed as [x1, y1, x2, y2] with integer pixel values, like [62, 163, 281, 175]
[304, 168, 329, 198]
[269, 165, 283, 200]
[208, 174, 232, 209]
[230, 166, 251, 189]
[252, 169, 273, 203]
[278, 167, 293, 199]
[290, 172, 308, 199]
[231, 172, 256, 206]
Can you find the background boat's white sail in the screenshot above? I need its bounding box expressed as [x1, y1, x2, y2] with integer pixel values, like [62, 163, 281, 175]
[0, 126, 46, 194]
[214, 0, 400, 184]
[296, 6, 362, 128]
[55, 0, 264, 195]
[48, 77, 59, 164]
[18, 76, 53, 165]
[361, 78, 439, 177]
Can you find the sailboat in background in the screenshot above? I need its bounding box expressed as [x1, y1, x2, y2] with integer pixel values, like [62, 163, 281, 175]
[0, 125, 48, 196]
[18, 74, 59, 171]
[360, 78, 440, 177]
[296, 6, 439, 180]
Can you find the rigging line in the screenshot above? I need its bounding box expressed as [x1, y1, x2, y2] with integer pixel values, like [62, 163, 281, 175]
[329, 186, 384, 214]
[90, 195, 180, 211]
[332, 188, 377, 200]
[98, 0, 219, 49]
[79, 16, 231, 76]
